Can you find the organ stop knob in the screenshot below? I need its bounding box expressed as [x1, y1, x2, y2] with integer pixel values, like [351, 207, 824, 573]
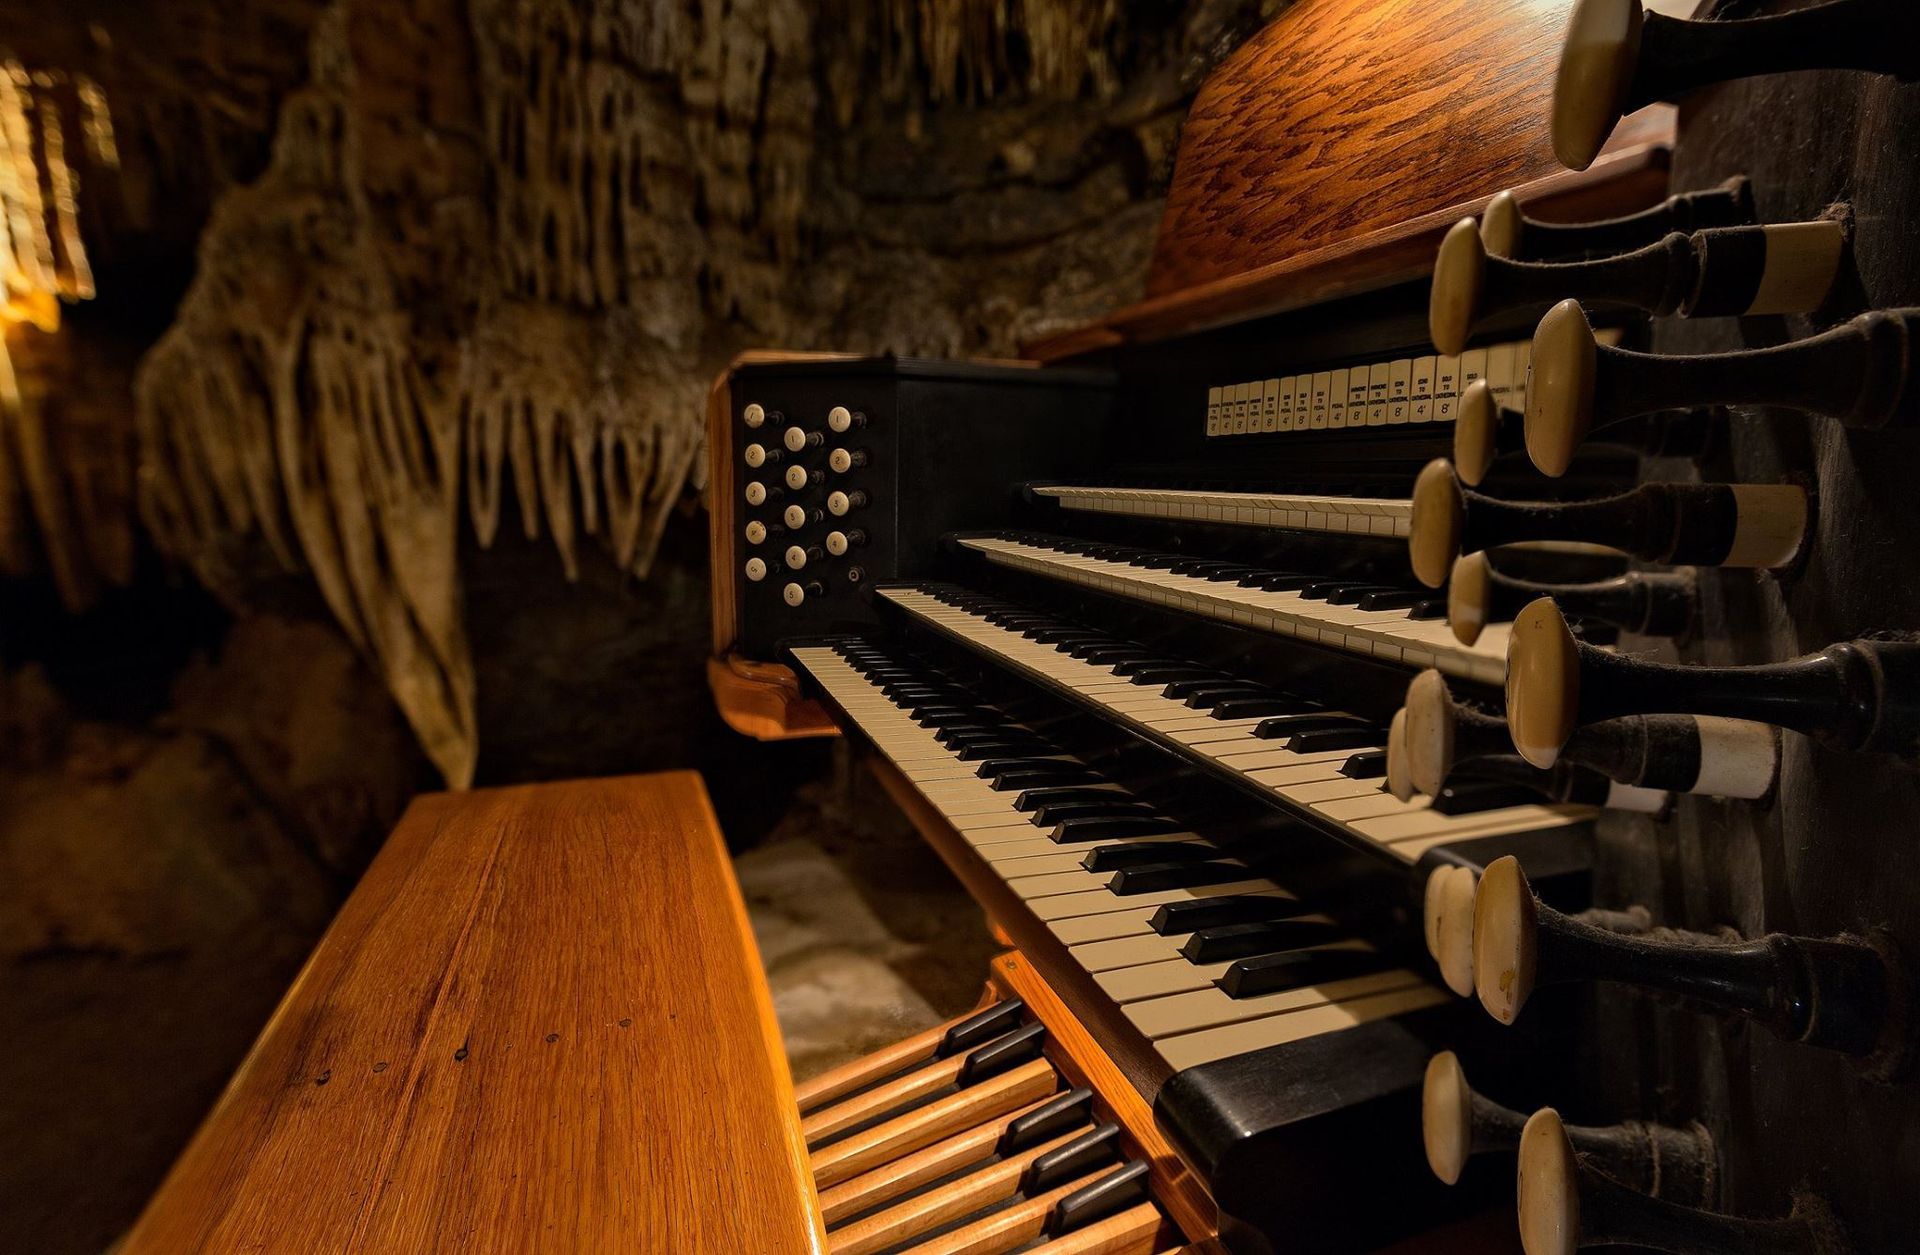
[1478, 178, 1754, 262]
[1552, 0, 1920, 171]
[1525, 301, 1920, 476]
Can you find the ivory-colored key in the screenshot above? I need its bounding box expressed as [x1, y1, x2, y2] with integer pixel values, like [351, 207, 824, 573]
[1154, 985, 1452, 1071]
[1123, 968, 1425, 1039]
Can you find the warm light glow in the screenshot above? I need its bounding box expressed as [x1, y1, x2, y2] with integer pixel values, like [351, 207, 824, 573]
[0, 58, 112, 333]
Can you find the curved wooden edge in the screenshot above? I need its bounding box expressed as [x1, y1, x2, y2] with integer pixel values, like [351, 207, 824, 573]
[121, 772, 828, 1255]
[990, 952, 1219, 1247]
[708, 654, 841, 741]
[1021, 121, 1673, 364]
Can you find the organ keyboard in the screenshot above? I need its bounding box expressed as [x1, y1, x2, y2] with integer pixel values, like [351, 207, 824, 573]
[124, 1, 1920, 1252]
[705, 2, 1920, 1249]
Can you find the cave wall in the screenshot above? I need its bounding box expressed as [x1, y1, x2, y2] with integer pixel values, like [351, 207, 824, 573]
[0, 3, 1281, 1250]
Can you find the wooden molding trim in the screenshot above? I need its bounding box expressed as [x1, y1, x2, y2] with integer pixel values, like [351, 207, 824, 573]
[990, 951, 1219, 1245]
[708, 653, 841, 742]
[121, 773, 828, 1254]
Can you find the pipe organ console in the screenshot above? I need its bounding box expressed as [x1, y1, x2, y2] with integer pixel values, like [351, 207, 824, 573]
[704, 2, 1920, 1251]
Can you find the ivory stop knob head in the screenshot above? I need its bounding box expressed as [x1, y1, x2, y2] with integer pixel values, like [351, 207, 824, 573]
[1524, 301, 1599, 478]
[1505, 597, 1580, 769]
[743, 557, 766, 582]
[1422, 1052, 1474, 1186]
[1552, 0, 1643, 172]
[783, 504, 807, 530]
[1429, 218, 1486, 357]
[827, 491, 851, 516]
[743, 481, 767, 506]
[828, 405, 853, 433]
[1453, 380, 1501, 488]
[1446, 551, 1493, 647]
[743, 443, 767, 468]
[744, 520, 766, 545]
[1409, 459, 1466, 589]
[825, 530, 849, 556]
[1473, 855, 1539, 1025]
[783, 425, 810, 453]
[1433, 865, 1477, 999]
[1386, 709, 1417, 802]
[1403, 669, 1457, 798]
[1516, 1108, 1580, 1255]
[1480, 190, 1523, 260]
[782, 582, 806, 607]
[784, 545, 807, 570]
[742, 402, 765, 429]
[828, 448, 853, 473]
[784, 464, 810, 491]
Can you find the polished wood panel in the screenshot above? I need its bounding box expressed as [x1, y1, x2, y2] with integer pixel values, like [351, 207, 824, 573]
[1022, 129, 1672, 363]
[1026, 1204, 1175, 1255]
[1147, 0, 1594, 296]
[121, 773, 826, 1255]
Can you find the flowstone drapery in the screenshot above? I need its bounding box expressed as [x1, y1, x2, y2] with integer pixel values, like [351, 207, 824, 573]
[14, 0, 1272, 785]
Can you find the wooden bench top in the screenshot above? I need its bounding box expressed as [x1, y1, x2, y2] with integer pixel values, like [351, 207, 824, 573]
[122, 771, 825, 1253]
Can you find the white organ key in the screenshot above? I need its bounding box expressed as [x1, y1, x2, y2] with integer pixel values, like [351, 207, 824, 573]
[1154, 985, 1451, 1072]
[872, 590, 1588, 864]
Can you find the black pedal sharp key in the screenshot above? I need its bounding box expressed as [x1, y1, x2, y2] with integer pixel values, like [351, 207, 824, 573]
[1043, 1159, 1152, 1238]
[1051, 815, 1183, 844]
[1023, 1123, 1123, 1194]
[999, 1087, 1095, 1155]
[1107, 859, 1247, 894]
[937, 997, 1027, 1056]
[1340, 749, 1388, 779]
[1217, 947, 1397, 999]
[1180, 918, 1346, 963]
[956, 1020, 1047, 1085]
[1150, 894, 1316, 935]
[1080, 840, 1212, 872]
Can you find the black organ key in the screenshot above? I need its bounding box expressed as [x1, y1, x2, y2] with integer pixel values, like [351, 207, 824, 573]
[1428, 781, 1544, 816]
[1339, 750, 1388, 780]
[1024, 1122, 1123, 1194]
[1209, 696, 1311, 721]
[1030, 802, 1162, 827]
[1355, 589, 1428, 612]
[999, 1087, 1095, 1154]
[1080, 841, 1217, 873]
[1286, 727, 1383, 753]
[1252, 712, 1367, 739]
[1325, 584, 1401, 606]
[1050, 814, 1184, 844]
[1149, 894, 1318, 936]
[1218, 947, 1397, 999]
[1107, 860, 1249, 895]
[1043, 1159, 1152, 1239]
[1180, 918, 1347, 963]
[1011, 785, 1129, 811]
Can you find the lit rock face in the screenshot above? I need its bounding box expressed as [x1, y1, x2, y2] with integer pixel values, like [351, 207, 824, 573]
[9, 0, 1269, 783]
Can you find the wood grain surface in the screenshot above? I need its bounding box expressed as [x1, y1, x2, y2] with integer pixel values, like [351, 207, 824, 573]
[121, 772, 826, 1254]
[1146, 0, 1590, 297]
